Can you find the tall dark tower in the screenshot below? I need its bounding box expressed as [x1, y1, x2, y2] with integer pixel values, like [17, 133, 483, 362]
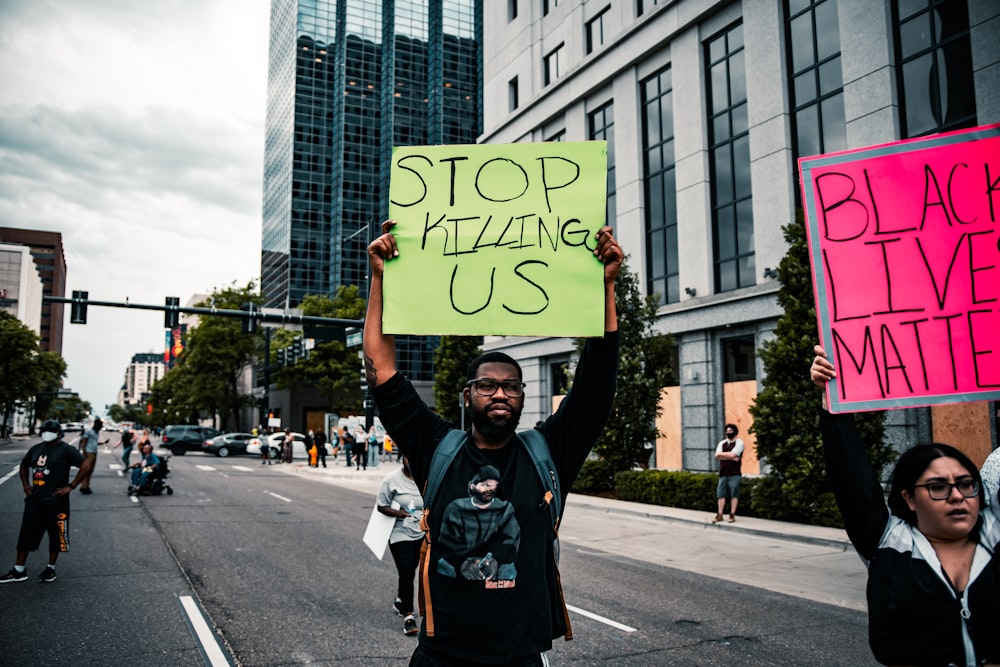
[261, 0, 482, 380]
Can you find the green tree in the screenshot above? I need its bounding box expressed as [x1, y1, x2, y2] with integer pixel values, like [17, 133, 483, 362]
[108, 403, 147, 426]
[750, 216, 892, 526]
[174, 282, 262, 430]
[433, 336, 483, 426]
[572, 258, 674, 489]
[272, 286, 367, 414]
[32, 351, 68, 425]
[47, 395, 92, 424]
[0, 312, 69, 432]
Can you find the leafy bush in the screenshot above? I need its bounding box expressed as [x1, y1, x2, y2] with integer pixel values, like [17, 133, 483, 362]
[572, 459, 617, 494]
[612, 469, 763, 519]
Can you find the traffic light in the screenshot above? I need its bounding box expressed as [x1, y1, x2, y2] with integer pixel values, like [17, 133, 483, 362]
[164, 296, 180, 328]
[242, 302, 257, 334]
[277, 348, 287, 365]
[291, 337, 303, 359]
[70, 290, 88, 324]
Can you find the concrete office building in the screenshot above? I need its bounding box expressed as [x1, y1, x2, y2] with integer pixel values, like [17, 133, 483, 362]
[0, 243, 44, 337]
[118, 352, 167, 408]
[480, 0, 1000, 471]
[0, 227, 67, 354]
[260, 0, 482, 384]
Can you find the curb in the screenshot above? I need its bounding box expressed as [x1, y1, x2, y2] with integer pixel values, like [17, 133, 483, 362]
[566, 494, 854, 551]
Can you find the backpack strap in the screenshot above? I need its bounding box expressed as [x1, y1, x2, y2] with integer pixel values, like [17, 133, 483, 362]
[518, 429, 562, 532]
[418, 429, 466, 637]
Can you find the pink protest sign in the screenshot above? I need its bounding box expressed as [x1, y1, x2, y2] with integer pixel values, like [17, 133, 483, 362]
[799, 123, 1000, 412]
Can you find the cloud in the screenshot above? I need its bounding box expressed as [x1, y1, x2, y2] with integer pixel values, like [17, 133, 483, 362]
[0, 0, 269, 412]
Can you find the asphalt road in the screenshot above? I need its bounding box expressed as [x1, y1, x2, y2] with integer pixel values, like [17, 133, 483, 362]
[0, 435, 880, 666]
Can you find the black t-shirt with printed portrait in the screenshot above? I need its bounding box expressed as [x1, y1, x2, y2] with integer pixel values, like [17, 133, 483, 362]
[22, 440, 86, 500]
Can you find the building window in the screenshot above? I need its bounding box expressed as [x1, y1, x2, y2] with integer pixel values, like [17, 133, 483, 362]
[542, 0, 559, 16]
[786, 0, 846, 160]
[637, 0, 663, 15]
[546, 129, 565, 142]
[509, 0, 517, 21]
[509, 76, 519, 111]
[586, 6, 610, 54]
[588, 101, 616, 232]
[543, 43, 564, 86]
[706, 24, 754, 293]
[722, 337, 756, 382]
[892, 0, 975, 138]
[641, 68, 678, 305]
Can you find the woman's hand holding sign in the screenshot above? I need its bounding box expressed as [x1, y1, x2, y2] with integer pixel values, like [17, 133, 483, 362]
[367, 219, 400, 279]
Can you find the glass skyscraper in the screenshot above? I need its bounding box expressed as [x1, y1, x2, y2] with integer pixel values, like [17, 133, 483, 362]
[261, 0, 482, 380]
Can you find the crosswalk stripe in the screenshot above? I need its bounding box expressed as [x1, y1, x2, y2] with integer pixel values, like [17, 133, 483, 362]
[196, 465, 217, 472]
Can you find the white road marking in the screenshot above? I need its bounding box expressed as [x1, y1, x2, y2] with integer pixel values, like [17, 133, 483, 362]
[267, 491, 292, 503]
[109, 463, 123, 470]
[196, 465, 217, 472]
[178, 595, 231, 666]
[129, 495, 139, 504]
[1, 466, 20, 486]
[565, 604, 637, 633]
[230, 465, 253, 472]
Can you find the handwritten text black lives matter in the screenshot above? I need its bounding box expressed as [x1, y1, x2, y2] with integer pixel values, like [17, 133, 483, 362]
[811, 148, 1000, 404]
[390, 151, 603, 317]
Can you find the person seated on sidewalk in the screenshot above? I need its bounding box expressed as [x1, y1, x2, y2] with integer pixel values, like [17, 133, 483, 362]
[811, 345, 1000, 666]
[128, 443, 160, 494]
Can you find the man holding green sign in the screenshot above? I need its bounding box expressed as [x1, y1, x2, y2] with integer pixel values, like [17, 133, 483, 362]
[364, 212, 622, 665]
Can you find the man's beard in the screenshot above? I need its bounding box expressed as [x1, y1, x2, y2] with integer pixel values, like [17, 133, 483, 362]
[470, 402, 522, 441]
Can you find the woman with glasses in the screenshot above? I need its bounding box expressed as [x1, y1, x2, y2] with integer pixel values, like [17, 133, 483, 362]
[811, 346, 1000, 667]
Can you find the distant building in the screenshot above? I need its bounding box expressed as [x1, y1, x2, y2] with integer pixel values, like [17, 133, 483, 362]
[260, 0, 482, 384]
[0, 227, 67, 353]
[118, 352, 166, 408]
[480, 0, 1000, 470]
[0, 243, 44, 337]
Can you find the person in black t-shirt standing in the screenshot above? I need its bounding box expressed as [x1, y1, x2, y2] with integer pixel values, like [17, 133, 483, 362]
[0, 420, 93, 583]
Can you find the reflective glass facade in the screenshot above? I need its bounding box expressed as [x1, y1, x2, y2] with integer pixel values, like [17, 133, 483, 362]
[262, 0, 482, 380]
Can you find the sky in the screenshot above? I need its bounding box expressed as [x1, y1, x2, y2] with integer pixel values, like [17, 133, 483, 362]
[0, 0, 271, 413]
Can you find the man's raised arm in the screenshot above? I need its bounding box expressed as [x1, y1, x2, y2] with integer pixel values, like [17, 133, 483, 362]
[364, 220, 400, 389]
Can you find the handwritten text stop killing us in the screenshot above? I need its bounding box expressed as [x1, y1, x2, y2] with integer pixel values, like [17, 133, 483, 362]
[814, 158, 1000, 401]
[391, 152, 603, 316]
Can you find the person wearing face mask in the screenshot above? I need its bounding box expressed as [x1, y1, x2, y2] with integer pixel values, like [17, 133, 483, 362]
[712, 423, 744, 523]
[0, 420, 93, 583]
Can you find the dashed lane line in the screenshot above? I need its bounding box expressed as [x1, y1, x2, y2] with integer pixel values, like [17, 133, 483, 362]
[266, 491, 292, 503]
[565, 604, 637, 633]
[178, 595, 232, 666]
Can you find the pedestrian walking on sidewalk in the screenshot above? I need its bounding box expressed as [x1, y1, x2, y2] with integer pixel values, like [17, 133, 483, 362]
[1, 420, 93, 584]
[811, 345, 1000, 666]
[377, 457, 424, 636]
[712, 423, 743, 523]
[363, 220, 622, 665]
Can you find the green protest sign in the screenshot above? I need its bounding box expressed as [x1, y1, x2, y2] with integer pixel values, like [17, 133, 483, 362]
[384, 141, 608, 336]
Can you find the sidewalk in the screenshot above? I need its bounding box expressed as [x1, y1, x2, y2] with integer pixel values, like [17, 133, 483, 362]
[277, 458, 854, 551]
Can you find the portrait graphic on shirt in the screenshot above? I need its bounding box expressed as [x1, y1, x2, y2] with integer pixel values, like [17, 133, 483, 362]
[436, 465, 521, 588]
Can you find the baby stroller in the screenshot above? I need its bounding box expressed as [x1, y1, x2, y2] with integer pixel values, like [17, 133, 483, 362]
[127, 455, 173, 496]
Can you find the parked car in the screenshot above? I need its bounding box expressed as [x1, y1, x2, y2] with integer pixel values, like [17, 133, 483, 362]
[246, 432, 333, 460]
[202, 432, 254, 457]
[63, 422, 83, 432]
[161, 424, 222, 455]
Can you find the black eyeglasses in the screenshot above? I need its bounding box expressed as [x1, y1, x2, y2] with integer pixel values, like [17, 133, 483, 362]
[467, 378, 526, 398]
[913, 478, 979, 500]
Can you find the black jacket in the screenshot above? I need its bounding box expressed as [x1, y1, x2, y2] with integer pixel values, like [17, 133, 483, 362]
[821, 411, 1000, 667]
